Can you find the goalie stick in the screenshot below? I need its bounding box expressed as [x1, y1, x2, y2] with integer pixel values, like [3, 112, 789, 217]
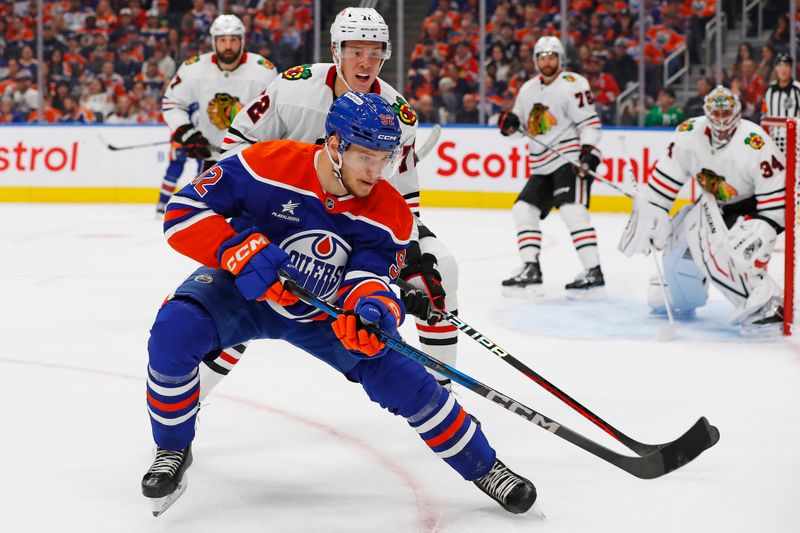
[396, 279, 713, 456]
[282, 273, 719, 479]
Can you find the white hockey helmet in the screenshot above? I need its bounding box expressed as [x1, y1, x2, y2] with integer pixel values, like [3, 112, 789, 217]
[703, 85, 742, 145]
[210, 14, 245, 53]
[533, 36, 564, 75]
[330, 7, 392, 73]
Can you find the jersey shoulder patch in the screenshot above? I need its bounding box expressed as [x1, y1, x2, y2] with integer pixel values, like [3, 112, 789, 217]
[390, 96, 417, 126]
[258, 58, 275, 70]
[677, 119, 694, 132]
[282, 64, 314, 81]
[184, 55, 201, 66]
[744, 132, 765, 150]
[561, 73, 577, 82]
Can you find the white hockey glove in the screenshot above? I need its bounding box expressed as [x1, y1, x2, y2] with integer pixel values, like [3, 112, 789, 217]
[618, 190, 670, 257]
[726, 217, 778, 276]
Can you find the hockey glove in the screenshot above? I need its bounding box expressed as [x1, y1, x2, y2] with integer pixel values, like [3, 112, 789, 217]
[332, 291, 404, 359]
[498, 111, 521, 137]
[726, 217, 778, 276]
[400, 241, 446, 325]
[218, 227, 300, 305]
[576, 144, 600, 180]
[172, 123, 212, 160]
[401, 288, 438, 324]
[618, 189, 670, 257]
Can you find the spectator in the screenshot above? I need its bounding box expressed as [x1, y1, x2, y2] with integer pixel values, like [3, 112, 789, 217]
[135, 59, 167, 99]
[584, 56, 620, 124]
[496, 22, 520, 62]
[7, 70, 39, 116]
[42, 22, 67, 59]
[0, 96, 26, 123]
[415, 94, 439, 124]
[644, 87, 685, 127]
[110, 7, 139, 45]
[57, 95, 97, 123]
[97, 61, 127, 98]
[51, 81, 73, 113]
[27, 96, 62, 123]
[684, 77, 713, 118]
[486, 43, 511, 84]
[606, 38, 637, 89]
[739, 58, 765, 120]
[456, 93, 480, 123]
[18, 45, 39, 80]
[81, 77, 114, 121]
[48, 49, 73, 86]
[731, 42, 755, 79]
[114, 46, 142, 89]
[435, 76, 459, 123]
[152, 43, 177, 79]
[756, 45, 776, 84]
[106, 95, 138, 124]
[0, 58, 21, 95]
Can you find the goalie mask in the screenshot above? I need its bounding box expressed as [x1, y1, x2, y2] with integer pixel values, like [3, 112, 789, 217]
[703, 85, 741, 147]
[330, 7, 391, 88]
[210, 14, 245, 65]
[533, 36, 564, 78]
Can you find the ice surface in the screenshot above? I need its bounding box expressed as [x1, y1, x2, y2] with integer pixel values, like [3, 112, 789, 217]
[1, 204, 798, 532]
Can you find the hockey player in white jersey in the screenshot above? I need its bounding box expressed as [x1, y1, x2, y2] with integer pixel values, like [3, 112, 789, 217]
[211, 7, 461, 391]
[619, 86, 785, 334]
[498, 36, 605, 298]
[161, 14, 277, 176]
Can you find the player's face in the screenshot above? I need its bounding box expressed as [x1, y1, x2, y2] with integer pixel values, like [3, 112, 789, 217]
[339, 41, 384, 93]
[536, 52, 560, 77]
[341, 144, 395, 198]
[215, 35, 242, 65]
[776, 62, 792, 82]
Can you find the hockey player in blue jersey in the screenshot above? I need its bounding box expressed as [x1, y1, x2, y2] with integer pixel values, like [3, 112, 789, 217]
[141, 92, 537, 517]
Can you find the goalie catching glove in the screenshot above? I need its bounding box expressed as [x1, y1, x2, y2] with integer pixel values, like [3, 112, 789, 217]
[400, 241, 446, 325]
[218, 227, 300, 305]
[172, 123, 212, 160]
[618, 189, 670, 257]
[332, 291, 404, 359]
[726, 217, 778, 276]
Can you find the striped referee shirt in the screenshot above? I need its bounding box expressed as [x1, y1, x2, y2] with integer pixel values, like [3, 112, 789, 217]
[764, 79, 800, 118]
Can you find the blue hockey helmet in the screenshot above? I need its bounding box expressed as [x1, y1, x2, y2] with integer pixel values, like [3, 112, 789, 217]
[325, 91, 402, 154]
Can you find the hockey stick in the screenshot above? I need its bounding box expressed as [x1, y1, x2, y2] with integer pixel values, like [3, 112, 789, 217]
[397, 279, 706, 455]
[416, 124, 441, 161]
[617, 134, 676, 341]
[281, 274, 719, 479]
[520, 130, 633, 198]
[98, 135, 171, 151]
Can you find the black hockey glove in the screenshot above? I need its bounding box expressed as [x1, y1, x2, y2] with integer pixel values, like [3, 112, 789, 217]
[576, 144, 600, 180]
[498, 111, 521, 137]
[172, 123, 212, 160]
[401, 288, 438, 325]
[400, 241, 446, 325]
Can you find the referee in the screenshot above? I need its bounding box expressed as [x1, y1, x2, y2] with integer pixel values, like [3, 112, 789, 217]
[764, 53, 800, 119]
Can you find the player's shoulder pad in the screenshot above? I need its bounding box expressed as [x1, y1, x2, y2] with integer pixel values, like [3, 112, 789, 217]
[358, 180, 414, 242]
[239, 139, 316, 181]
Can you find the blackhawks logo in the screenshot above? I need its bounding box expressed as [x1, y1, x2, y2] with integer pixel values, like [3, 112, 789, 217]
[258, 58, 275, 70]
[392, 96, 417, 126]
[526, 103, 557, 135]
[184, 55, 200, 66]
[562, 74, 576, 82]
[745, 132, 764, 149]
[677, 119, 694, 132]
[282, 64, 313, 81]
[207, 93, 243, 130]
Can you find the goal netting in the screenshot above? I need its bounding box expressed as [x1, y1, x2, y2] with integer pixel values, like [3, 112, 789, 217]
[761, 117, 797, 335]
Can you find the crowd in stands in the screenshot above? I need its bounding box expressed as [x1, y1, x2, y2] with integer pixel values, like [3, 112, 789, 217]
[404, 0, 792, 126]
[0, 0, 316, 124]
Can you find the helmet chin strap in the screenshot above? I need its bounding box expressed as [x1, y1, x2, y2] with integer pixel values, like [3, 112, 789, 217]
[332, 47, 355, 94]
[324, 140, 349, 194]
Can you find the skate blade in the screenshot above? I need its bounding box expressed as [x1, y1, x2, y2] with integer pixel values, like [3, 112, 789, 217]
[149, 478, 187, 517]
[565, 286, 606, 300]
[501, 285, 544, 298]
[739, 321, 782, 338]
[530, 502, 546, 519]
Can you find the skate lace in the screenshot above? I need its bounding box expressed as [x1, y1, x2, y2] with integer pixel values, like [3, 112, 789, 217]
[148, 449, 185, 476]
[477, 463, 518, 503]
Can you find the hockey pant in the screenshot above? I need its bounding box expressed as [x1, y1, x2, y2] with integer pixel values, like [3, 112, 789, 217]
[146, 267, 496, 481]
[655, 195, 782, 322]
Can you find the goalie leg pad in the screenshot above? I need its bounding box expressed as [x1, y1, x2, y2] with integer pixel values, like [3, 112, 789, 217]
[649, 239, 709, 315]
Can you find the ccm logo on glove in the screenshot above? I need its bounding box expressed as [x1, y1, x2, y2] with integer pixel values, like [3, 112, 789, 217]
[222, 234, 269, 275]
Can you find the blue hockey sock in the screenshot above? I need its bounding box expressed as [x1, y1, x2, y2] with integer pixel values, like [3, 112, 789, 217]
[146, 365, 200, 451]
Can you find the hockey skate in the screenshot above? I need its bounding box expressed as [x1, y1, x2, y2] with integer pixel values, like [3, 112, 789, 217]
[501, 262, 543, 298]
[473, 458, 537, 514]
[142, 445, 193, 517]
[155, 202, 166, 216]
[739, 298, 783, 337]
[565, 265, 606, 300]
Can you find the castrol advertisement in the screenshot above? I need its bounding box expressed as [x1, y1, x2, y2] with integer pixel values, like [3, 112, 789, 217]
[0, 124, 688, 210]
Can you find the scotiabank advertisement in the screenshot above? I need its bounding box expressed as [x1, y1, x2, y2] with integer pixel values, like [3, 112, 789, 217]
[0, 124, 689, 209]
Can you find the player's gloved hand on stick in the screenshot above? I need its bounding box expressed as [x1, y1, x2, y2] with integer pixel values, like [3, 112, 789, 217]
[400, 241, 446, 325]
[401, 288, 440, 324]
[498, 111, 521, 137]
[726, 217, 777, 276]
[332, 291, 404, 359]
[172, 123, 212, 160]
[576, 144, 600, 179]
[218, 227, 300, 305]
[618, 190, 670, 257]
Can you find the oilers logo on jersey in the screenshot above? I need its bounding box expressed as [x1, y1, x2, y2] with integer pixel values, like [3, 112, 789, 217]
[283, 230, 351, 303]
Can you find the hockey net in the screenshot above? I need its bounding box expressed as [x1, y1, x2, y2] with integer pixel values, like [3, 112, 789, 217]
[761, 117, 797, 335]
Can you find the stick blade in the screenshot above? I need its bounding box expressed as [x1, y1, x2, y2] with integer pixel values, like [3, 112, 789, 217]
[655, 416, 719, 477]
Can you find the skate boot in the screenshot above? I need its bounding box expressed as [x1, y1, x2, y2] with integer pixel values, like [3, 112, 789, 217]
[473, 458, 537, 514]
[565, 265, 606, 300]
[156, 202, 166, 216]
[501, 262, 543, 297]
[142, 445, 193, 517]
[740, 299, 783, 337]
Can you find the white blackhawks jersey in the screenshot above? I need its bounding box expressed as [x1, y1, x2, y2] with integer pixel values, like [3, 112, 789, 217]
[221, 63, 421, 220]
[648, 116, 786, 229]
[162, 51, 278, 157]
[512, 70, 602, 175]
